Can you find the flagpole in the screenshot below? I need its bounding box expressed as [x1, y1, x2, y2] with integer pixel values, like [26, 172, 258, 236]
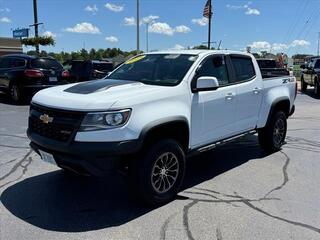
[208, 0, 212, 49]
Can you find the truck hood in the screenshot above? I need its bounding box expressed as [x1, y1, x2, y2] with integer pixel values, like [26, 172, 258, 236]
[32, 79, 169, 111]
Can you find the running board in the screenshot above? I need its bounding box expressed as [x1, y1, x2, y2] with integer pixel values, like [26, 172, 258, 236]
[196, 130, 257, 153]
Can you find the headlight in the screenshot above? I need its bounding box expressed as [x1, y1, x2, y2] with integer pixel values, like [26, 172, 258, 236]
[80, 109, 131, 131]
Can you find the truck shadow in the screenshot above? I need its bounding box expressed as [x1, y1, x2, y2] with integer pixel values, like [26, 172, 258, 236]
[300, 88, 320, 99]
[0, 92, 31, 106]
[1, 135, 268, 232]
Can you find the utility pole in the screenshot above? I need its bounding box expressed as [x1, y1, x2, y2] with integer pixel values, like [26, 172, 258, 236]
[317, 32, 320, 56]
[136, 0, 140, 52]
[146, 22, 149, 52]
[33, 0, 39, 54]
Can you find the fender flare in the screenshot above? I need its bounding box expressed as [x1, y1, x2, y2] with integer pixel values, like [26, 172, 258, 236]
[137, 116, 189, 149]
[265, 97, 290, 127]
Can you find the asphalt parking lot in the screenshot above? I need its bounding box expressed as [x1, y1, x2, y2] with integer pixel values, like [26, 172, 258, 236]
[0, 89, 320, 240]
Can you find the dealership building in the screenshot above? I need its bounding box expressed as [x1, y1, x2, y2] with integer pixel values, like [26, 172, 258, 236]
[0, 37, 23, 56]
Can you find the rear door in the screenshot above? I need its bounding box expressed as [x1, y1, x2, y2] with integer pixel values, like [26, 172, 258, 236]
[304, 60, 314, 84]
[0, 57, 12, 90]
[229, 55, 263, 133]
[191, 54, 238, 147]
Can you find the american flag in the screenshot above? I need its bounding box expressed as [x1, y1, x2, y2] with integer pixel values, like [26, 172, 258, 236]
[203, 0, 212, 19]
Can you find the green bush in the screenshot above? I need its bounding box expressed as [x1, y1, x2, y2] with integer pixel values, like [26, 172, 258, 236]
[21, 36, 55, 47]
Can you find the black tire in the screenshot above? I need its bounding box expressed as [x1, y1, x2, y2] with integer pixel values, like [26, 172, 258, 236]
[9, 83, 23, 103]
[314, 78, 320, 97]
[129, 139, 186, 205]
[301, 76, 307, 92]
[258, 111, 287, 152]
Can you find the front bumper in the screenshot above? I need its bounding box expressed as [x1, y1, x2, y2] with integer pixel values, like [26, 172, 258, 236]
[28, 129, 141, 176]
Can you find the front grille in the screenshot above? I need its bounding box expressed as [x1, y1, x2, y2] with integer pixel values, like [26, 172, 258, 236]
[29, 104, 85, 142]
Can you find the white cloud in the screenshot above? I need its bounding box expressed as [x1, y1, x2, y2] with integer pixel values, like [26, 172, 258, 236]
[65, 22, 101, 34]
[174, 25, 191, 33]
[227, 2, 260, 16]
[226, 2, 252, 10]
[245, 8, 260, 15]
[85, 4, 98, 14]
[291, 39, 310, 47]
[272, 43, 288, 51]
[43, 31, 57, 38]
[170, 44, 185, 50]
[149, 22, 174, 36]
[191, 17, 208, 26]
[105, 36, 118, 43]
[249, 39, 310, 52]
[0, 17, 11, 23]
[0, 7, 10, 12]
[105, 3, 124, 12]
[142, 15, 159, 24]
[124, 17, 136, 26]
[249, 41, 271, 51]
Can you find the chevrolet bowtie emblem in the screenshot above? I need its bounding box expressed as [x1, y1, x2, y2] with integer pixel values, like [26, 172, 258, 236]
[39, 114, 53, 124]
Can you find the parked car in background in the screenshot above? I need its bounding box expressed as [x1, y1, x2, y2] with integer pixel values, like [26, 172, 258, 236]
[63, 60, 114, 83]
[256, 59, 290, 78]
[0, 54, 69, 102]
[300, 57, 320, 96]
[28, 50, 296, 205]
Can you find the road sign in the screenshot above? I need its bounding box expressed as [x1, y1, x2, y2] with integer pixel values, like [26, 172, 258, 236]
[13, 29, 29, 38]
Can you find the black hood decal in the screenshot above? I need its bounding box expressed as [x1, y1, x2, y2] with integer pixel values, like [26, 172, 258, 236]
[64, 79, 136, 94]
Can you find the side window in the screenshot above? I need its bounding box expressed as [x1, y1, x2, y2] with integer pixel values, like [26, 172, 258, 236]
[197, 56, 229, 86]
[230, 56, 256, 82]
[315, 60, 320, 69]
[12, 58, 26, 68]
[0, 57, 12, 69]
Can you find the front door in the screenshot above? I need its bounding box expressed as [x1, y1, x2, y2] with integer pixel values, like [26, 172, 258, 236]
[191, 55, 237, 148]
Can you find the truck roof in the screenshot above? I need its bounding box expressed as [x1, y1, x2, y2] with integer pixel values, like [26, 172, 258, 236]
[146, 50, 252, 57]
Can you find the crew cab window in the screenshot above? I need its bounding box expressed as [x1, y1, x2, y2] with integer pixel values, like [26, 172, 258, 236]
[230, 56, 256, 82]
[197, 56, 229, 86]
[314, 60, 320, 69]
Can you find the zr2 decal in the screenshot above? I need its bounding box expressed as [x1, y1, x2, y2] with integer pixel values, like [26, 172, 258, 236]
[282, 78, 294, 84]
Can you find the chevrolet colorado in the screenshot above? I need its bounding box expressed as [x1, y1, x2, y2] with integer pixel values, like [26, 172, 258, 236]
[27, 50, 297, 205]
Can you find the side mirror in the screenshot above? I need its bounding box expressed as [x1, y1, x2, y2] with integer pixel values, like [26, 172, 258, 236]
[300, 64, 305, 69]
[193, 76, 219, 92]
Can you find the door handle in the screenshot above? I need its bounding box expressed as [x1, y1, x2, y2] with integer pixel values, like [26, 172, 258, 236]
[253, 87, 261, 94]
[225, 92, 235, 100]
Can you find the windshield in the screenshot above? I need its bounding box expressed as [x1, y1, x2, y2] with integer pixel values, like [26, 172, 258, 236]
[107, 54, 198, 86]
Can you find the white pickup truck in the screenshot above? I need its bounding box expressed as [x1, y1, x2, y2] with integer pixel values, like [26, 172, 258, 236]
[27, 50, 297, 205]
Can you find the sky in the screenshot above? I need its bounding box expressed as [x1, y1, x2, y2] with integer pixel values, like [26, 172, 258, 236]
[0, 0, 320, 56]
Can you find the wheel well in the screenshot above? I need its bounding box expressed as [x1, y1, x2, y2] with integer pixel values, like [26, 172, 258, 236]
[272, 99, 290, 117]
[142, 121, 189, 153]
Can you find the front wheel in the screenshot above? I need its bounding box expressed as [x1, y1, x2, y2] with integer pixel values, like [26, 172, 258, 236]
[129, 139, 186, 205]
[301, 77, 307, 92]
[258, 111, 287, 152]
[314, 79, 320, 97]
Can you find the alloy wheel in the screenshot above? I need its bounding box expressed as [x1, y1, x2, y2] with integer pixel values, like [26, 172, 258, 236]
[151, 152, 179, 194]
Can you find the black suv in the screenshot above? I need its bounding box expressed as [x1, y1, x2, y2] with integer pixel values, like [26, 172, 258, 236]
[0, 54, 69, 102]
[301, 57, 320, 96]
[64, 60, 114, 82]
